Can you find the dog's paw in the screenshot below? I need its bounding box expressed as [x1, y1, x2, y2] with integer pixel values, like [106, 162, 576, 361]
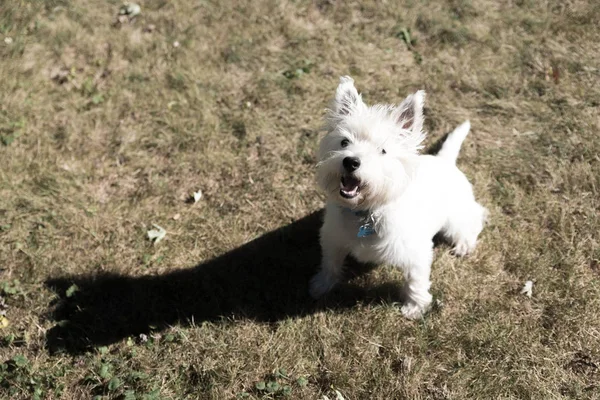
[452, 240, 475, 257]
[401, 301, 428, 320]
[309, 271, 337, 299]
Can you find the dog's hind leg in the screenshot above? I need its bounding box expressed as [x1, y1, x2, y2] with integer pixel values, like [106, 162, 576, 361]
[444, 201, 487, 257]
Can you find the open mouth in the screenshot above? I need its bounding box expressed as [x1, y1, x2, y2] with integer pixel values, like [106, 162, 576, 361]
[340, 175, 360, 199]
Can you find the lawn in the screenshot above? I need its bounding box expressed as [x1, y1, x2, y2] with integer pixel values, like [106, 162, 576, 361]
[1, 0, 599, 399]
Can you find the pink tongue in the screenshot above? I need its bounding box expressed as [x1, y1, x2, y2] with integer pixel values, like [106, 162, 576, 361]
[342, 176, 359, 190]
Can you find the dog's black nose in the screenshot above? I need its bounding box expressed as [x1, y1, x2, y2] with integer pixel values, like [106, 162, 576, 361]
[343, 156, 361, 172]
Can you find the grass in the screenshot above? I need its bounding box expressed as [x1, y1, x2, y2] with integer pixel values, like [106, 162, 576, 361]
[1, 0, 599, 398]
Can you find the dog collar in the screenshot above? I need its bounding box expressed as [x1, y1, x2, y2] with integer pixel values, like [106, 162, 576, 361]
[340, 207, 377, 238]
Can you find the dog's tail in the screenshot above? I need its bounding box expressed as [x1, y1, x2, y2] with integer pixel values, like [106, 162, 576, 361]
[437, 120, 470, 164]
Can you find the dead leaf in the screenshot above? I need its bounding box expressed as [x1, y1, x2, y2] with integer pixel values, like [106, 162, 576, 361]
[147, 224, 166, 244]
[520, 280, 533, 298]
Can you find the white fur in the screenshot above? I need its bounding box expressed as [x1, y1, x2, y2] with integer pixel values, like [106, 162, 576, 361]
[310, 76, 487, 319]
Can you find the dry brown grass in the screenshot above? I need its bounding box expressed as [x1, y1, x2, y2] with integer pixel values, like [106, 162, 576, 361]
[1, 0, 599, 398]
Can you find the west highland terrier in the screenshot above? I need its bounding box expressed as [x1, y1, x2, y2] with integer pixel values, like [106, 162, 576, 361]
[309, 76, 487, 319]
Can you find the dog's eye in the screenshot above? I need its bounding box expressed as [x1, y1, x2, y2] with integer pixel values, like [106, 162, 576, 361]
[381, 149, 387, 155]
[341, 139, 350, 148]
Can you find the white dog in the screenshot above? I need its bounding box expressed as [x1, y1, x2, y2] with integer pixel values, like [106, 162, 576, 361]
[309, 76, 487, 319]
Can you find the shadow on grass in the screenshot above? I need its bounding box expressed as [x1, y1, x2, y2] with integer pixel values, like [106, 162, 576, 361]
[45, 210, 396, 354]
[425, 131, 451, 157]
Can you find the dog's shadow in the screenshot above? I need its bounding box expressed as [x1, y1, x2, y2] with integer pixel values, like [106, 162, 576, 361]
[45, 210, 399, 354]
[45, 139, 455, 354]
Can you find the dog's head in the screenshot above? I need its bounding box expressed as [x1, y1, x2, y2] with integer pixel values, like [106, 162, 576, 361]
[316, 76, 426, 210]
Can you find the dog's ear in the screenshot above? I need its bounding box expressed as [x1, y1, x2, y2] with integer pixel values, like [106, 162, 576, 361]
[394, 90, 425, 134]
[332, 76, 364, 116]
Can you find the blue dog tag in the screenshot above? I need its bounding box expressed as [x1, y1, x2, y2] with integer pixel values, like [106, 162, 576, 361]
[341, 206, 378, 238]
[357, 224, 376, 237]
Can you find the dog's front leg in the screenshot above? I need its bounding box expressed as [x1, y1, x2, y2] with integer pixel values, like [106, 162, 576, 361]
[397, 242, 434, 319]
[309, 234, 346, 299]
